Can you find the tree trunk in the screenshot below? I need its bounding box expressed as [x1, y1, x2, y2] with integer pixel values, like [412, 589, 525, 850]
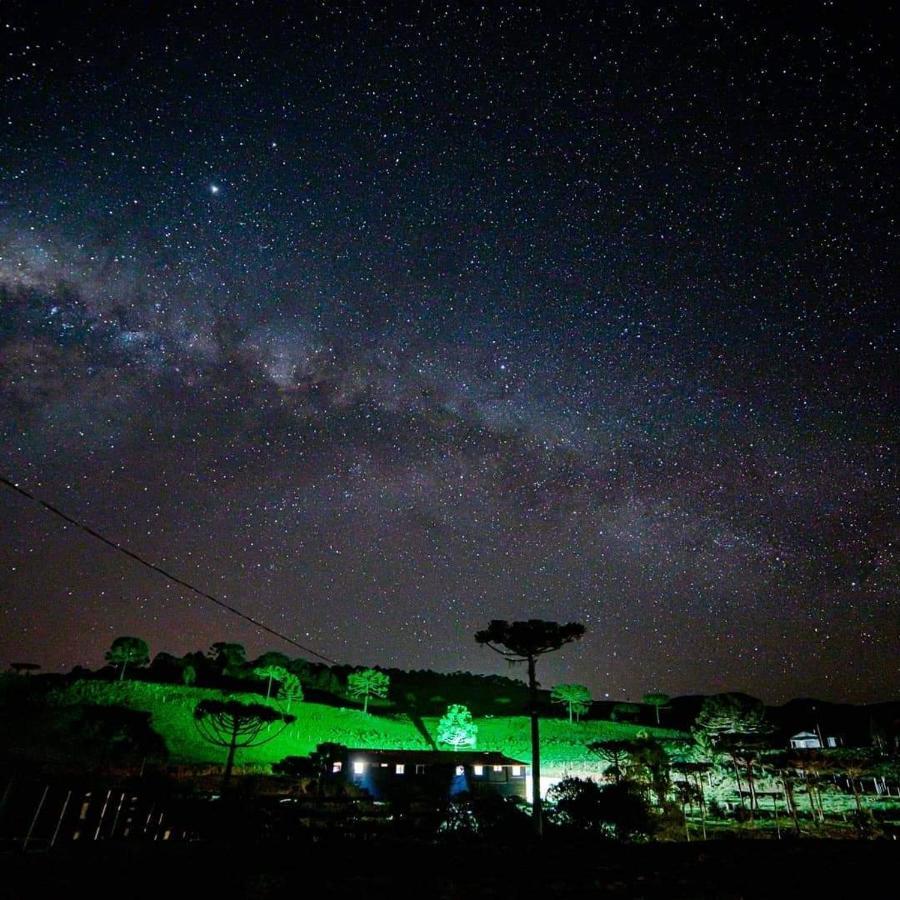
[222, 721, 240, 790]
[363, 692, 369, 714]
[850, 777, 863, 815]
[805, 778, 817, 823]
[527, 655, 542, 837]
[731, 754, 745, 809]
[655, 705, 661, 725]
[119, 660, 127, 682]
[745, 760, 757, 816]
[695, 774, 707, 840]
[782, 778, 800, 834]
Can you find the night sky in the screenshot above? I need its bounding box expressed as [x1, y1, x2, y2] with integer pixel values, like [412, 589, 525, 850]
[1, 2, 896, 703]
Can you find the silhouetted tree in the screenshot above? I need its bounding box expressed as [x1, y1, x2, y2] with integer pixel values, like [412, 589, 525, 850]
[548, 777, 653, 840]
[671, 761, 711, 839]
[105, 636, 150, 681]
[62, 705, 168, 771]
[9, 662, 40, 675]
[251, 651, 291, 671]
[626, 735, 671, 806]
[588, 739, 633, 783]
[643, 691, 671, 725]
[274, 742, 346, 796]
[193, 699, 294, 789]
[551, 683, 592, 724]
[611, 702, 641, 722]
[346, 668, 390, 713]
[208, 642, 247, 678]
[475, 619, 585, 836]
[693, 693, 769, 747]
[441, 791, 531, 839]
[547, 776, 607, 831]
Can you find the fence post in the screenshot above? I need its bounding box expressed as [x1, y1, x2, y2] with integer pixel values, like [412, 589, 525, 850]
[50, 789, 72, 848]
[23, 785, 49, 850]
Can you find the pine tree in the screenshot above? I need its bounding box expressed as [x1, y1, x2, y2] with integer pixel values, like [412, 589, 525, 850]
[346, 668, 390, 713]
[438, 704, 478, 748]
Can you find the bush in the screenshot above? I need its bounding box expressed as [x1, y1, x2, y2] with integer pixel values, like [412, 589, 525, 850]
[548, 777, 655, 841]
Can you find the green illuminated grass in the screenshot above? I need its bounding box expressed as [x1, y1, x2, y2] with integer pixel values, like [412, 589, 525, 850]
[423, 715, 686, 770]
[43, 680, 686, 770]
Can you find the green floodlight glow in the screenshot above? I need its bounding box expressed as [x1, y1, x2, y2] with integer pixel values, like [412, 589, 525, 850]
[437, 704, 478, 748]
[346, 668, 390, 714]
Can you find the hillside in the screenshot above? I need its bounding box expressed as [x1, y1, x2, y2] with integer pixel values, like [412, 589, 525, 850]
[2, 678, 686, 772]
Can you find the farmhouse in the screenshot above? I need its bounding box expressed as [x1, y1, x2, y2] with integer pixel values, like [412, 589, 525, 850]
[334, 749, 528, 800]
[789, 731, 842, 749]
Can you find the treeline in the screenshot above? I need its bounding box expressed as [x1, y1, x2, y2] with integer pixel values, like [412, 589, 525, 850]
[61, 640, 534, 716]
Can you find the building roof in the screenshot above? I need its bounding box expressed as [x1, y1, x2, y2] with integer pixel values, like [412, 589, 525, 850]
[343, 749, 527, 766]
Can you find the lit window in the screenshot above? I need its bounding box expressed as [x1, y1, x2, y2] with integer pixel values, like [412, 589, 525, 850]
[353, 760, 365, 774]
[415, 764, 425, 774]
[332, 761, 342, 773]
[456, 765, 465, 776]
[381, 762, 389, 768]
[396, 764, 405, 774]
[493, 765, 503, 772]
[515, 766, 524, 776]
[473, 765, 483, 776]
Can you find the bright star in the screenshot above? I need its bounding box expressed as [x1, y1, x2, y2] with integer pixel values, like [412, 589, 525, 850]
[209, 183, 221, 195]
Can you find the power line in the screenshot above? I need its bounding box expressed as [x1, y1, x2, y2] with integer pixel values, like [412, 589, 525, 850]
[0, 474, 339, 665]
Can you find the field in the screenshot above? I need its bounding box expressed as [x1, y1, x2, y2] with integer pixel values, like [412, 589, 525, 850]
[11, 679, 684, 771]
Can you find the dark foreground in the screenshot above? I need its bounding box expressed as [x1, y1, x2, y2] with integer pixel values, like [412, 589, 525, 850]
[1, 839, 896, 899]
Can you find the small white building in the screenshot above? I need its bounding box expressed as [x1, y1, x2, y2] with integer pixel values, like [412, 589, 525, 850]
[789, 731, 841, 749]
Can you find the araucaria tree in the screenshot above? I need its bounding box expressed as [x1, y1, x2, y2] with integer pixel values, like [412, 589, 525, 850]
[551, 683, 592, 724]
[208, 642, 247, 678]
[643, 692, 671, 725]
[193, 699, 295, 788]
[346, 668, 390, 713]
[277, 672, 304, 711]
[475, 619, 585, 836]
[588, 739, 633, 783]
[105, 636, 150, 681]
[254, 664, 289, 699]
[693, 693, 769, 748]
[438, 704, 478, 748]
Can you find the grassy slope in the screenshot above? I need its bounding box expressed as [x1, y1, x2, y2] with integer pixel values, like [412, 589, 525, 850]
[421, 715, 685, 771]
[49, 681, 429, 766]
[46, 680, 685, 770]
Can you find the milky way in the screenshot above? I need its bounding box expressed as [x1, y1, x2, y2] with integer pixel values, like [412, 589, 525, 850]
[0, 2, 896, 702]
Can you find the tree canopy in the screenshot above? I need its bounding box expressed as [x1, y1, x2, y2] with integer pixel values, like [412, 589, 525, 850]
[346, 668, 390, 714]
[551, 683, 592, 723]
[475, 619, 585, 660]
[437, 704, 478, 748]
[693, 693, 769, 748]
[105, 636, 150, 681]
[642, 692, 671, 725]
[193, 698, 295, 787]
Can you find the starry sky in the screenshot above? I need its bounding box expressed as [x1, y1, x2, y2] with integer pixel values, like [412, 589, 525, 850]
[0, 2, 896, 703]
